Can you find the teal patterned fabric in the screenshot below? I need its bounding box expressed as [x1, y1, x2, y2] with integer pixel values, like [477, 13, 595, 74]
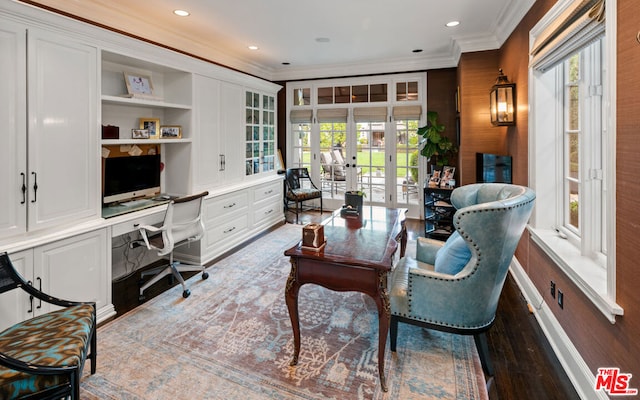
[0, 304, 94, 399]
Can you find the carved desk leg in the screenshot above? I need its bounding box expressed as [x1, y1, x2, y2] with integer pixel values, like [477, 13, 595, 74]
[285, 258, 301, 366]
[376, 270, 390, 392]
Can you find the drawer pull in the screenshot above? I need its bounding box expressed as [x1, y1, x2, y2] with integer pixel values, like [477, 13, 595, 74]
[264, 209, 273, 215]
[224, 202, 236, 209]
[264, 189, 273, 195]
[224, 226, 236, 234]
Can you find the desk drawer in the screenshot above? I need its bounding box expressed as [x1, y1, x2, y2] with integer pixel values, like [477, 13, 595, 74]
[204, 191, 249, 223]
[205, 214, 249, 246]
[111, 211, 165, 237]
[253, 198, 282, 226]
[252, 181, 281, 203]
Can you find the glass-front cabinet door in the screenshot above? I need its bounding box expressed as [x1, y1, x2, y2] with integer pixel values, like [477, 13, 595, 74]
[245, 90, 276, 176]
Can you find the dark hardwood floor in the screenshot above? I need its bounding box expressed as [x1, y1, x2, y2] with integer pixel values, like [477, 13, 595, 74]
[112, 208, 580, 400]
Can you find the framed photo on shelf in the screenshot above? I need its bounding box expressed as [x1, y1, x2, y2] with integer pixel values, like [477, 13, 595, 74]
[131, 129, 149, 139]
[160, 125, 182, 139]
[428, 167, 441, 187]
[124, 72, 155, 97]
[440, 166, 456, 188]
[139, 118, 160, 139]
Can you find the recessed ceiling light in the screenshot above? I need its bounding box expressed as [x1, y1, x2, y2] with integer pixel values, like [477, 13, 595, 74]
[446, 21, 460, 27]
[248, 45, 259, 51]
[315, 37, 330, 43]
[173, 9, 190, 17]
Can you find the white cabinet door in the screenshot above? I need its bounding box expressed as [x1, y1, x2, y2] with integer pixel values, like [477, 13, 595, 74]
[0, 250, 32, 332]
[220, 82, 244, 183]
[0, 20, 27, 240]
[0, 229, 110, 332]
[193, 74, 222, 190]
[27, 28, 98, 231]
[35, 229, 110, 315]
[193, 77, 244, 190]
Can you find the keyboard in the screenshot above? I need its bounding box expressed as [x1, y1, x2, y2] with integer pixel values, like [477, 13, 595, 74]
[121, 199, 152, 208]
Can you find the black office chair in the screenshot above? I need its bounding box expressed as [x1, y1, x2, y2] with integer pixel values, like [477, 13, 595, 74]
[0, 252, 97, 400]
[284, 168, 323, 223]
[137, 191, 209, 300]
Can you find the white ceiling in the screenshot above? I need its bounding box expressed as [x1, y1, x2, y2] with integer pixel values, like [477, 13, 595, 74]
[20, 0, 535, 81]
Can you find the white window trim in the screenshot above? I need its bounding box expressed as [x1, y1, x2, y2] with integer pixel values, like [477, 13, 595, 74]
[528, 0, 621, 322]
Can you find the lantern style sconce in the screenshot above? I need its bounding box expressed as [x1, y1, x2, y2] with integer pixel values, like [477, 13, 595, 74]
[490, 69, 516, 126]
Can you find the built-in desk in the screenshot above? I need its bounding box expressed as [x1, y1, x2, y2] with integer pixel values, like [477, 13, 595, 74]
[104, 200, 172, 238]
[102, 197, 172, 219]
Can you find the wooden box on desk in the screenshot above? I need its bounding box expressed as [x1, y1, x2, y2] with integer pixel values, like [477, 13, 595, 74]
[302, 223, 325, 249]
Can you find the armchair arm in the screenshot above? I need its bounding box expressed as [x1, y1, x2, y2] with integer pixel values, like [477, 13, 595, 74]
[415, 237, 444, 264]
[404, 259, 494, 330]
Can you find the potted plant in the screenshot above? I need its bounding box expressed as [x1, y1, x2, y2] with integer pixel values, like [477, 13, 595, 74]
[417, 111, 457, 167]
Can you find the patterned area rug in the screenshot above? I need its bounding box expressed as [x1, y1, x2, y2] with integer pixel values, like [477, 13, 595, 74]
[82, 223, 488, 399]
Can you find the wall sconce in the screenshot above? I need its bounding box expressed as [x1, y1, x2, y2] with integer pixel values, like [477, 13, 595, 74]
[490, 69, 516, 126]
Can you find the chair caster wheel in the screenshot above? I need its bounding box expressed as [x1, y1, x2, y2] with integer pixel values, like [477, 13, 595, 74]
[182, 289, 191, 298]
[202, 271, 209, 280]
[138, 295, 145, 302]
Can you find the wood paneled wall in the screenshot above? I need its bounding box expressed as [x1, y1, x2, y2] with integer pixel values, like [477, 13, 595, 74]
[457, 50, 506, 185]
[426, 68, 458, 180]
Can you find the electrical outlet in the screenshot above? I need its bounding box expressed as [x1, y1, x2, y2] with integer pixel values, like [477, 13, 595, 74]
[557, 290, 564, 309]
[550, 281, 556, 298]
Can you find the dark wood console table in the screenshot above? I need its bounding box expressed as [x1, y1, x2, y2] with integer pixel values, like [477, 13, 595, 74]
[284, 206, 407, 392]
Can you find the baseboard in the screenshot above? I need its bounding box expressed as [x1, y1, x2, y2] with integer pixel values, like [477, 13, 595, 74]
[509, 258, 609, 400]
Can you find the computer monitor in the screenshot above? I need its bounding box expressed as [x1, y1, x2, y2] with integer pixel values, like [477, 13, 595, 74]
[103, 154, 161, 204]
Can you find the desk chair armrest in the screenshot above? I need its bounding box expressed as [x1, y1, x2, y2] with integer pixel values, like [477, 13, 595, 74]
[138, 224, 163, 249]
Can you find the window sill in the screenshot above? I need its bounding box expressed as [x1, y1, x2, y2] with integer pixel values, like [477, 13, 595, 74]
[528, 227, 623, 323]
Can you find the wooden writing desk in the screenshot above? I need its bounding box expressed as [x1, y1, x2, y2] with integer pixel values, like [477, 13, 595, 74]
[284, 206, 407, 392]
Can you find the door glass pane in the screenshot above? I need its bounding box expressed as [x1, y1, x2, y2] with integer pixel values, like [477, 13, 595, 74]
[291, 123, 311, 170]
[319, 122, 347, 199]
[357, 121, 386, 203]
[396, 119, 420, 205]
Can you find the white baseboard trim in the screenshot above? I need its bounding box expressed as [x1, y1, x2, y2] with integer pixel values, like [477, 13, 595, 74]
[509, 258, 609, 400]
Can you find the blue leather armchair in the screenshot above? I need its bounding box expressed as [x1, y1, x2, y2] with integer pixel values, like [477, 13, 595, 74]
[389, 183, 535, 376]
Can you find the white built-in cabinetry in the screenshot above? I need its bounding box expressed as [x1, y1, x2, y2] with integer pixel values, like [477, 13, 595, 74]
[0, 229, 110, 332]
[0, 2, 283, 327]
[0, 20, 98, 241]
[101, 51, 193, 196]
[193, 75, 244, 190]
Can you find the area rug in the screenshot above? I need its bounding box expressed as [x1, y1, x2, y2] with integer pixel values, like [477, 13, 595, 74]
[81, 223, 488, 400]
